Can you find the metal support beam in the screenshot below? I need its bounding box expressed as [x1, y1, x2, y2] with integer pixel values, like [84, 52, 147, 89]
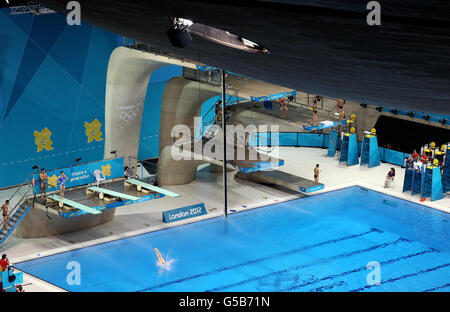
[221, 70, 228, 218]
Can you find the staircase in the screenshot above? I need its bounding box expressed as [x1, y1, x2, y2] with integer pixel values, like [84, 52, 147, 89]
[0, 179, 35, 245]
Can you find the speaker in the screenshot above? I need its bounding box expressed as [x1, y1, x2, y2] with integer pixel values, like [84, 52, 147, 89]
[167, 27, 192, 48]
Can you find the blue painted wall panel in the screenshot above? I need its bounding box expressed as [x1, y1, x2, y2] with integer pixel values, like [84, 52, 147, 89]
[0, 10, 119, 187]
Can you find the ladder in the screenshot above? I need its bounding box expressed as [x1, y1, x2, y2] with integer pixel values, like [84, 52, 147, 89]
[0, 178, 36, 245]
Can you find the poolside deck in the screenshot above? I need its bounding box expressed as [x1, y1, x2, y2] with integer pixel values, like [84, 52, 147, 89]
[1, 146, 449, 291]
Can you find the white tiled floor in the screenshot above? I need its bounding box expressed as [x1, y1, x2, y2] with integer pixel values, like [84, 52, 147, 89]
[1, 147, 448, 292]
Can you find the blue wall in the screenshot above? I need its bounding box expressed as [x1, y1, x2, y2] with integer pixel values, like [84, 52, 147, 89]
[0, 10, 180, 188]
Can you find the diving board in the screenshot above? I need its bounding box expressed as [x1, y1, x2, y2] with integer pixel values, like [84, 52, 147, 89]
[125, 179, 180, 198]
[86, 187, 140, 201]
[48, 195, 101, 214]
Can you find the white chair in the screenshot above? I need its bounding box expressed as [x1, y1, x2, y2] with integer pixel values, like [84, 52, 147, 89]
[93, 169, 106, 187]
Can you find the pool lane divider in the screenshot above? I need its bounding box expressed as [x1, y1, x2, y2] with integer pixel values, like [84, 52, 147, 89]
[137, 228, 381, 292]
[163, 203, 207, 223]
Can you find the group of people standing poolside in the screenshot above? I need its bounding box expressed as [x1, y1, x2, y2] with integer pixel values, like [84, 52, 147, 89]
[278, 95, 346, 125]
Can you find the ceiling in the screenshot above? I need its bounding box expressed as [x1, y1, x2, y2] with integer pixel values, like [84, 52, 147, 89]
[27, 1, 450, 114]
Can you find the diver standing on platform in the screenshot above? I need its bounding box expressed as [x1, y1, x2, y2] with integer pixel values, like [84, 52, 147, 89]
[337, 99, 345, 121]
[57, 171, 69, 202]
[39, 168, 48, 203]
[312, 97, 318, 125]
[314, 164, 320, 183]
[280, 97, 288, 119]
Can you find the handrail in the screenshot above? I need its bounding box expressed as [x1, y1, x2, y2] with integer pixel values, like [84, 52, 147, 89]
[3, 185, 33, 228]
[6, 173, 33, 204]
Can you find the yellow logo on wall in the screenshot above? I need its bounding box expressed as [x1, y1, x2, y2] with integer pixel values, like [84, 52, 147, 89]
[47, 175, 58, 188]
[34, 127, 54, 152]
[102, 163, 111, 177]
[84, 118, 103, 143]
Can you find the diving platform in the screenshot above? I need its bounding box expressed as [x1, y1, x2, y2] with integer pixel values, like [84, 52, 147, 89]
[86, 186, 140, 201]
[236, 169, 324, 194]
[48, 195, 101, 214]
[124, 179, 180, 197]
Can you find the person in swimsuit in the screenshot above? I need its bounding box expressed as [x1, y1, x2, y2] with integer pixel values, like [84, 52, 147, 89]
[280, 98, 288, 119]
[215, 100, 223, 125]
[124, 166, 131, 179]
[337, 99, 345, 121]
[39, 168, 48, 202]
[312, 97, 318, 125]
[314, 164, 320, 183]
[57, 171, 69, 201]
[1, 200, 9, 229]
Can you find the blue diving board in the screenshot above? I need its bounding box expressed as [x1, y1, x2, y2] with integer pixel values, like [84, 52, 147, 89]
[125, 179, 180, 198]
[86, 187, 140, 201]
[48, 195, 101, 214]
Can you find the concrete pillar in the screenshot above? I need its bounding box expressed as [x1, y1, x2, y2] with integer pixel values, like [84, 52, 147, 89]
[157, 77, 221, 185]
[104, 47, 197, 165]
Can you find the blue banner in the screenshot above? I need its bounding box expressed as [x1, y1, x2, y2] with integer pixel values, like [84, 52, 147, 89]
[250, 91, 297, 103]
[195, 65, 218, 72]
[163, 203, 207, 223]
[33, 157, 125, 194]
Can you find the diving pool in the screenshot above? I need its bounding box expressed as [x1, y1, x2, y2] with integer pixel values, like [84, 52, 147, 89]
[15, 186, 450, 292]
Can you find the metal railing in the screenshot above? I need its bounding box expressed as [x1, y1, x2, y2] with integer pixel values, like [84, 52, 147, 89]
[127, 156, 158, 183]
[1, 175, 35, 234]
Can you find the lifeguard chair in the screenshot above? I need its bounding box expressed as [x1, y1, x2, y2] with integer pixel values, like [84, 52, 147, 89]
[339, 126, 359, 166]
[360, 128, 380, 168]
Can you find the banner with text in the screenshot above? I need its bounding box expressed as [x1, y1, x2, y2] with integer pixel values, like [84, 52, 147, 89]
[33, 157, 124, 193]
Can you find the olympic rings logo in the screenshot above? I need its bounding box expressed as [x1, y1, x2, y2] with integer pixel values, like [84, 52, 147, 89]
[119, 110, 138, 122]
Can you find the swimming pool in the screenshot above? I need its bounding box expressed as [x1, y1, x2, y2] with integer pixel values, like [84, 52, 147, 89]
[15, 186, 450, 292]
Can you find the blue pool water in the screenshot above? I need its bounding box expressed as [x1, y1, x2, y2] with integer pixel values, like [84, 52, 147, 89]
[15, 186, 450, 292]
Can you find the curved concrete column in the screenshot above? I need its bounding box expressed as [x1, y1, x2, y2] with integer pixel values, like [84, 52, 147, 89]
[157, 77, 221, 185]
[157, 76, 293, 185]
[104, 47, 197, 162]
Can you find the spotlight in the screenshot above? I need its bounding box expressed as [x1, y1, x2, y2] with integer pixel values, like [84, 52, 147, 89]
[166, 17, 193, 48]
[360, 103, 367, 108]
[32, 165, 39, 170]
[407, 112, 415, 117]
[376, 106, 383, 112]
[423, 115, 430, 121]
[440, 119, 447, 125]
[391, 109, 398, 115]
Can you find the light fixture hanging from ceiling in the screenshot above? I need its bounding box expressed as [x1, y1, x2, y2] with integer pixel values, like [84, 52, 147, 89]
[167, 17, 269, 54]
